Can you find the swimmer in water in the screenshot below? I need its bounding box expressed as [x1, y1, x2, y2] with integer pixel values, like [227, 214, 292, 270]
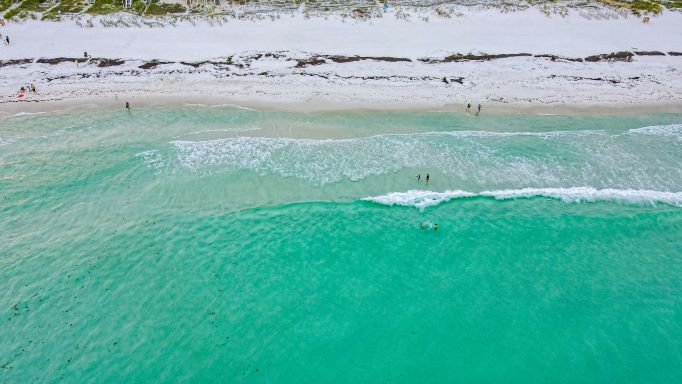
[426, 173, 430, 183]
[416, 174, 421, 181]
[434, 223, 438, 231]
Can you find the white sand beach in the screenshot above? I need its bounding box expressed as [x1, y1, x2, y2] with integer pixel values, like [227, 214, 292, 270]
[1, 6, 681, 113]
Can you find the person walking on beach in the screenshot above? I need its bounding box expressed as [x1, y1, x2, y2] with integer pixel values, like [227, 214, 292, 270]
[466, 102, 471, 113]
[426, 173, 430, 183]
[5, 36, 9, 45]
[125, 101, 130, 110]
[476, 104, 482, 116]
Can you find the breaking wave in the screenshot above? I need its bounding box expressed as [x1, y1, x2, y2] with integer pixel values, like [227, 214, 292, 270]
[164, 130, 608, 185]
[362, 189, 476, 210]
[137, 125, 682, 189]
[629, 124, 682, 139]
[135, 150, 165, 170]
[363, 187, 682, 210]
[0, 137, 16, 146]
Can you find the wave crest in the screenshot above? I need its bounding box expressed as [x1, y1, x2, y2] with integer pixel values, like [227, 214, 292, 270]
[362, 190, 475, 210]
[364, 187, 682, 209]
[629, 124, 682, 139]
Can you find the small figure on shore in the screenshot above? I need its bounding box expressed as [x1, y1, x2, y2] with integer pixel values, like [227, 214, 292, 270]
[466, 102, 471, 113]
[416, 174, 421, 182]
[84, 51, 89, 59]
[5, 36, 9, 45]
[426, 173, 430, 183]
[476, 104, 482, 116]
[434, 223, 438, 231]
[30, 84, 36, 92]
[125, 101, 130, 110]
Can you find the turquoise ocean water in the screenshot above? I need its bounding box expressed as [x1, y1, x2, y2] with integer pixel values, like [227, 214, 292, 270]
[1, 107, 681, 382]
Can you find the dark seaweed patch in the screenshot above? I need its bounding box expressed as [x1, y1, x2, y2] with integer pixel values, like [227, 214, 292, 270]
[583, 51, 633, 62]
[97, 59, 125, 67]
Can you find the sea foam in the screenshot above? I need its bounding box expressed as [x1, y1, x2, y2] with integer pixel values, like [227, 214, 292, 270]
[152, 127, 681, 188]
[362, 190, 475, 210]
[364, 187, 682, 210]
[0, 137, 16, 146]
[629, 124, 682, 139]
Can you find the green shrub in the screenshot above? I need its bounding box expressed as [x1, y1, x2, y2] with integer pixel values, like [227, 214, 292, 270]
[0, 0, 14, 12]
[42, 0, 87, 20]
[145, 1, 185, 15]
[86, 0, 124, 14]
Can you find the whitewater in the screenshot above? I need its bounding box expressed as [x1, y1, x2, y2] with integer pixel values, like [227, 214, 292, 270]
[363, 187, 682, 210]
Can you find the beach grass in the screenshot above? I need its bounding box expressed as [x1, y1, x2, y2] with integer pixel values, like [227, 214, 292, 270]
[41, 0, 87, 20]
[86, 0, 125, 14]
[0, 0, 14, 12]
[597, 0, 682, 13]
[2, 0, 681, 21]
[144, 0, 185, 15]
[3, 0, 49, 19]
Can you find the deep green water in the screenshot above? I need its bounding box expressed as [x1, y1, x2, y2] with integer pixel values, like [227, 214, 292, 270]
[1, 107, 681, 383]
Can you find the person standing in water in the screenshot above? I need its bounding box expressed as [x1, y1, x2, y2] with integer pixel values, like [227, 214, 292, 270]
[466, 102, 471, 113]
[416, 174, 421, 182]
[434, 223, 438, 231]
[426, 174, 430, 183]
[476, 104, 482, 116]
[125, 101, 130, 110]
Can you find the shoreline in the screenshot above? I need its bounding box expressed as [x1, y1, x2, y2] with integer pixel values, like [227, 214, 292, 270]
[2, 94, 682, 116]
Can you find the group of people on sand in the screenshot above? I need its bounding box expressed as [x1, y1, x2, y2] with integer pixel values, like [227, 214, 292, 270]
[466, 102, 482, 115]
[18, 84, 37, 99]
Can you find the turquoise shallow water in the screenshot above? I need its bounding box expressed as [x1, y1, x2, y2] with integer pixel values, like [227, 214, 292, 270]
[1, 108, 681, 382]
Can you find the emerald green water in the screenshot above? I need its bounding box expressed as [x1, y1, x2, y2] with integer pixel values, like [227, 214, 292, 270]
[1, 108, 681, 382]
